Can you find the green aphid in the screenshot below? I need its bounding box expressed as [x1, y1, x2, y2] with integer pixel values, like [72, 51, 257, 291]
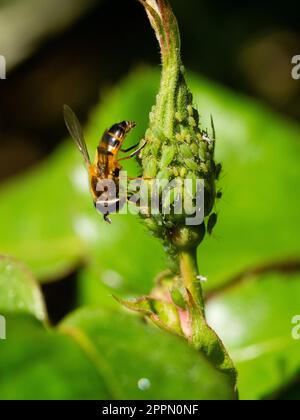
[185, 134, 192, 144]
[216, 190, 223, 199]
[175, 111, 184, 122]
[143, 217, 161, 234]
[151, 139, 161, 157]
[175, 133, 183, 142]
[179, 143, 194, 159]
[199, 162, 208, 173]
[193, 109, 200, 126]
[190, 143, 198, 156]
[180, 167, 187, 178]
[187, 105, 194, 116]
[185, 158, 200, 171]
[144, 157, 157, 178]
[198, 143, 207, 161]
[151, 127, 168, 143]
[185, 172, 197, 197]
[163, 185, 177, 207]
[157, 168, 172, 180]
[188, 116, 197, 128]
[207, 213, 218, 235]
[204, 182, 216, 216]
[215, 163, 222, 180]
[160, 145, 176, 168]
[164, 219, 176, 229]
[187, 91, 193, 103]
[172, 167, 179, 177]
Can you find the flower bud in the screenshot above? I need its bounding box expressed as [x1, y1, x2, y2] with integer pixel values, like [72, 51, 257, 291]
[139, 0, 220, 256]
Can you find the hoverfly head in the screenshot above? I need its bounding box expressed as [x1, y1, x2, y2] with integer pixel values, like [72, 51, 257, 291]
[122, 121, 136, 133]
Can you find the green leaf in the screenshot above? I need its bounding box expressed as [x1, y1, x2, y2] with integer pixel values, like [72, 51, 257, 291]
[113, 294, 184, 336]
[0, 315, 109, 400]
[60, 307, 236, 399]
[0, 70, 165, 288]
[0, 311, 235, 400]
[0, 255, 47, 322]
[190, 76, 300, 289]
[0, 145, 86, 280]
[206, 272, 300, 400]
[0, 68, 299, 295]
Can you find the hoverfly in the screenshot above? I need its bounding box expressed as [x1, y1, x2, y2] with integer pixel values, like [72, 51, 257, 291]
[63, 105, 146, 223]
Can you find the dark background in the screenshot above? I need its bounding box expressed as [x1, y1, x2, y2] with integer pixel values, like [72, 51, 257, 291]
[0, 0, 299, 181]
[0, 0, 300, 400]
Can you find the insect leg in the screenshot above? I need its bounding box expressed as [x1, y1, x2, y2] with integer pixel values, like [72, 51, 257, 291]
[127, 177, 152, 180]
[117, 141, 147, 162]
[104, 214, 112, 224]
[121, 142, 140, 153]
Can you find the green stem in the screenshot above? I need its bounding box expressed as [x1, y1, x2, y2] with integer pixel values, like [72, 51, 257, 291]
[178, 249, 237, 387]
[179, 248, 204, 314]
[134, 0, 238, 389]
[155, 57, 180, 138]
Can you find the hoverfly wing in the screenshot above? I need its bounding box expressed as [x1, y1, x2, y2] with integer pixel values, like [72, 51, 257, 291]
[97, 136, 110, 177]
[63, 105, 91, 167]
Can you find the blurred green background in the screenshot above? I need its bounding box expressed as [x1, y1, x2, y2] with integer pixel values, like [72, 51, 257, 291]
[0, 0, 300, 400]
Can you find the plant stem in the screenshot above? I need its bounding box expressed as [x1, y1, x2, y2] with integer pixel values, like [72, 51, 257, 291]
[179, 248, 204, 314]
[132, 0, 238, 388]
[178, 249, 237, 387]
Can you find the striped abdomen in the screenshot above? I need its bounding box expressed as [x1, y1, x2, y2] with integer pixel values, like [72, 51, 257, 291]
[96, 121, 136, 176]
